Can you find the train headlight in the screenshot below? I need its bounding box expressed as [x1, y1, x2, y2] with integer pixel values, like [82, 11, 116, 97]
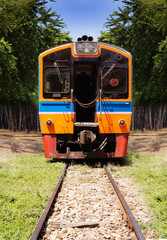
[46, 120, 53, 127]
[75, 42, 98, 55]
[76, 43, 85, 52]
[119, 119, 126, 126]
[87, 43, 97, 52]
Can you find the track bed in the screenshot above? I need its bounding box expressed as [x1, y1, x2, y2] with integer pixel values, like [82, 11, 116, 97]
[33, 164, 156, 240]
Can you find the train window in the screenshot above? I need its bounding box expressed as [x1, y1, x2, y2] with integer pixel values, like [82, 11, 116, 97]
[44, 67, 70, 96]
[102, 67, 127, 94]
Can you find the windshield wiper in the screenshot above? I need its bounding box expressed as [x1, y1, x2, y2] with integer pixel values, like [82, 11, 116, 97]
[101, 63, 116, 80]
[54, 61, 63, 84]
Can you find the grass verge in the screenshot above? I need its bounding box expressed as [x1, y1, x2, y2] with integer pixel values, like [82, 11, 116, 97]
[0, 153, 64, 240]
[112, 150, 167, 239]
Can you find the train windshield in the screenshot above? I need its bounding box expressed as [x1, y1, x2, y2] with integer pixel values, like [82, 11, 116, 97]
[44, 67, 70, 95]
[102, 67, 127, 94]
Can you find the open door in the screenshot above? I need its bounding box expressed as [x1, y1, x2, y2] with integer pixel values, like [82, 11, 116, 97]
[74, 62, 98, 122]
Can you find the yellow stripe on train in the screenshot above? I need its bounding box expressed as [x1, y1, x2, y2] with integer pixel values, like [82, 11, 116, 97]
[40, 113, 131, 134]
[39, 113, 75, 134]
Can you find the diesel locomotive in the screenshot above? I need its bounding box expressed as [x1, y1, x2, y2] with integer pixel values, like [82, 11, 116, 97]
[38, 36, 132, 159]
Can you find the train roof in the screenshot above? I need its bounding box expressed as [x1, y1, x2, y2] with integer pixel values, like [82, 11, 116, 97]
[39, 42, 132, 59]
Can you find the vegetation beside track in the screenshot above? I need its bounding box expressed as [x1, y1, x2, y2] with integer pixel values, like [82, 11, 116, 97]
[111, 150, 167, 239]
[0, 142, 167, 239]
[0, 153, 64, 240]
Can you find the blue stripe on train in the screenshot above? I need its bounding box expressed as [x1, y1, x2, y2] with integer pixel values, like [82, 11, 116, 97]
[39, 101, 73, 112]
[39, 101, 132, 113]
[96, 101, 132, 112]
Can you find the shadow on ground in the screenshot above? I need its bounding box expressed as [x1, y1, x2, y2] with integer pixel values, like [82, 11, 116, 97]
[47, 155, 133, 168]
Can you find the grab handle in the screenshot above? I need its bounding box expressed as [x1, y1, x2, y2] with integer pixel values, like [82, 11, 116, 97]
[71, 89, 74, 121]
[99, 89, 102, 120]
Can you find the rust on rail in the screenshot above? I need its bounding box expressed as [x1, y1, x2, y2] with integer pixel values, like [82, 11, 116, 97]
[104, 165, 145, 240]
[30, 163, 68, 240]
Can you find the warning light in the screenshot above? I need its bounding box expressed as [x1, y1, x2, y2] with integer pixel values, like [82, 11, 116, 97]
[46, 120, 53, 127]
[110, 78, 119, 87]
[119, 119, 126, 126]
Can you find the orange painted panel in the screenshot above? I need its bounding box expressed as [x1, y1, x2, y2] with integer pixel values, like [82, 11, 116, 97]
[40, 113, 75, 134]
[96, 113, 132, 133]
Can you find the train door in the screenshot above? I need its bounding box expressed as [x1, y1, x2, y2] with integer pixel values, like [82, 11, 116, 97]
[74, 62, 98, 122]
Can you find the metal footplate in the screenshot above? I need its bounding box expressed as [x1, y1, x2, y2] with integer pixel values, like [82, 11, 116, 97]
[74, 122, 99, 134]
[74, 122, 99, 128]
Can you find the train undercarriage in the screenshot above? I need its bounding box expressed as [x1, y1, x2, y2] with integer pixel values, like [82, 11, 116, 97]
[43, 130, 129, 159]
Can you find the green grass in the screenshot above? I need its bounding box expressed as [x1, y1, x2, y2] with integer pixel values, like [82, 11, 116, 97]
[0, 153, 64, 240]
[1, 151, 167, 239]
[112, 150, 167, 239]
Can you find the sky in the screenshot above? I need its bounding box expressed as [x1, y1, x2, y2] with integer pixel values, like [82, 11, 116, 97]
[47, 0, 124, 41]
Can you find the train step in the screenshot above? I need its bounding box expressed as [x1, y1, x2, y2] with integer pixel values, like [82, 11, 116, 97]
[74, 122, 98, 128]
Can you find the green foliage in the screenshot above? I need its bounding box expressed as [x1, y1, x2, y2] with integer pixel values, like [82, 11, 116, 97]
[0, 0, 72, 105]
[99, 0, 167, 105]
[0, 39, 19, 103]
[140, 0, 167, 35]
[0, 152, 64, 239]
[152, 38, 167, 103]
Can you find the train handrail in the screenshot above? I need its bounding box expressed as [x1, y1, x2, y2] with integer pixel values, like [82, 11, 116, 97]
[71, 89, 73, 121]
[99, 89, 102, 120]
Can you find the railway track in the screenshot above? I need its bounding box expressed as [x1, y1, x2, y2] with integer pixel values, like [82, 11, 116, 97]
[30, 163, 146, 240]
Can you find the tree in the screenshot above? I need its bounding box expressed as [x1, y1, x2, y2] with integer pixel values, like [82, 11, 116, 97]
[0, 0, 72, 131]
[99, 0, 167, 105]
[0, 0, 72, 104]
[0, 39, 18, 103]
[98, 0, 167, 130]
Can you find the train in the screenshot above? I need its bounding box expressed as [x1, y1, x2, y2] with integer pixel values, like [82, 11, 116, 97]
[38, 35, 132, 159]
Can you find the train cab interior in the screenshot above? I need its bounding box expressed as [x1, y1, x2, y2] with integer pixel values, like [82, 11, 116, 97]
[74, 62, 98, 123]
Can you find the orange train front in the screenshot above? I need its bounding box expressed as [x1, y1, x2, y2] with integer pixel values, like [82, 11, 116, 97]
[39, 36, 132, 159]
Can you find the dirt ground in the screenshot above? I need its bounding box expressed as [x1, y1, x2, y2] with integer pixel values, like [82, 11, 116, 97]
[0, 128, 167, 155]
[129, 128, 167, 153]
[0, 130, 44, 154]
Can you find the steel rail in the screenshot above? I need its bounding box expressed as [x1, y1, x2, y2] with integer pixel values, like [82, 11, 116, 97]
[30, 163, 68, 240]
[104, 165, 145, 240]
